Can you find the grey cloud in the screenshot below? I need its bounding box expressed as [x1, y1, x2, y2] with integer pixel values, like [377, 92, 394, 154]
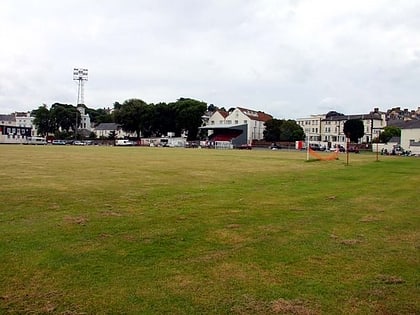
[0, 0, 419, 118]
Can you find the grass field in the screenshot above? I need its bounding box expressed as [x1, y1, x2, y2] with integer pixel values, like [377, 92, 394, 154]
[0, 146, 419, 314]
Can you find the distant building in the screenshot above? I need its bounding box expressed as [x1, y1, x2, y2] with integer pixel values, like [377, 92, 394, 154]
[203, 107, 273, 146]
[386, 106, 420, 121]
[0, 112, 35, 144]
[15, 112, 34, 130]
[93, 122, 136, 139]
[297, 108, 387, 148]
[77, 105, 92, 131]
[388, 119, 420, 155]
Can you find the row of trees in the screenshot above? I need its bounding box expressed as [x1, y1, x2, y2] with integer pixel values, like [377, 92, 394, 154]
[32, 103, 114, 139]
[31, 98, 208, 141]
[113, 98, 207, 140]
[32, 103, 82, 138]
[31, 98, 308, 142]
[32, 99, 396, 144]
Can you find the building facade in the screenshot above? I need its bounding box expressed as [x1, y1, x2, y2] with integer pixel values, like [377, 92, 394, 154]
[77, 105, 92, 131]
[0, 112, 34, 144]
[207, 107, 272, 144]
[398, 120, 420, 155]
[297, 108, 387, 148]
[93, 122, 136, 139]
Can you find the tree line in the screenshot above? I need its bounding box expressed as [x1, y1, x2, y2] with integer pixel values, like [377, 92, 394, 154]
[32, 97, 391, 144]
[31, 97, 309, 142]
[32, 98, 208, 141]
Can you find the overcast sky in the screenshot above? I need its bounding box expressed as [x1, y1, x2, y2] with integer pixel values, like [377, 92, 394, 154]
[0, 0, 419, 119]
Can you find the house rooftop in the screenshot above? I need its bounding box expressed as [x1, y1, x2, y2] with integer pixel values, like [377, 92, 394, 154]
[388, 119, 420, 129]
[0, 114, 15, 122]
[95, 123, 120, 130]
[237, 107, 272, 122]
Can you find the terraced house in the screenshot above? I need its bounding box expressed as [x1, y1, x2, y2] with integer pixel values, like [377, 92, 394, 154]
[297, 108, 387, 149]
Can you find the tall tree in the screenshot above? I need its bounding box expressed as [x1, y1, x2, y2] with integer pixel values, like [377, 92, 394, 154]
[50, 103, 80, 133]
[263, 119, 282, 142]
[343, 119, 364, 143]
[86, 108, 113, 125]
[263, 119, 305, 142]
[32, 105, 53, 136]
[172, 98, 207, 140]
[114, 99, 150, 139]
[151, 102, 177, 137]
[32, 103, 80, 138]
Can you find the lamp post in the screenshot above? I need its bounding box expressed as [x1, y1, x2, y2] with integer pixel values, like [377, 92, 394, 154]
[73, 68, 88, 139]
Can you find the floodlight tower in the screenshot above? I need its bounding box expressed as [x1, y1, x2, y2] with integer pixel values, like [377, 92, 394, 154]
[73, 68, 88, 138]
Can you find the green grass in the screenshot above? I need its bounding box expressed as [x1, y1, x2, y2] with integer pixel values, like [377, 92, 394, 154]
[0, 146, 419, 314]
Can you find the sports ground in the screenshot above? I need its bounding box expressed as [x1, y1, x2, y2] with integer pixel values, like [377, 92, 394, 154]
[0, 146, 418, 314]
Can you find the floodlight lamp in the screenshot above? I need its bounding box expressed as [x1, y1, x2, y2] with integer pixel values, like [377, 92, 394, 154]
[73, 68, 88, 81]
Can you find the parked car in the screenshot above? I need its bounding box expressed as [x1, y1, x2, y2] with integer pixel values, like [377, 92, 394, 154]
[309, 143, 322, 151]
[115, 139, 134, 146]
[52, 140, 67, 145]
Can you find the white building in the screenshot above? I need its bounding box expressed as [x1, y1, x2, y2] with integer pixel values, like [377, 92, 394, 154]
[77, 105, 92, 131]
[297, 108, 387, 148]
[399, 120, 420, 155]
[15, 112, 34, 130]
[93, 122, 136, 139]
[206, 107, 273, 146]
[296, 114, 325, 143]
[0, 112, 35, 144]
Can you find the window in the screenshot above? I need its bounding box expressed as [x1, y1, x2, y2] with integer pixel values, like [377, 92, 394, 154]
[244, 120, 247, 124]
[235, 120, 238, 124]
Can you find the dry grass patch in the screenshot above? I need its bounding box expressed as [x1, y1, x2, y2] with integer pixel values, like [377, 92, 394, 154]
[212, 227, 250, 245]
[270, 298, 319, 315]
[232, 295, 319, 315]
[359, 215, 381, 222]
[340, 239, 362, 245]
[100, 210, 123, 217]
[376, 274, 405, 285]
[0, 275, 82, 314]
[63, 215, 88, 226]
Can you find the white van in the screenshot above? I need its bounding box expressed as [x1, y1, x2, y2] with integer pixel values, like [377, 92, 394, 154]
[26, 136, 47, 145]
[115, 139, 134, 146]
